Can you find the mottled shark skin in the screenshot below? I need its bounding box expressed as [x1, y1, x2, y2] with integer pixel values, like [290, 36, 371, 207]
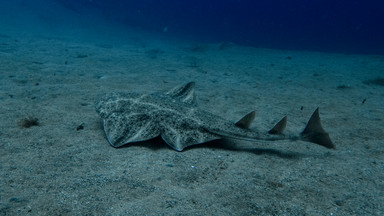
[95, 82, 334, 151]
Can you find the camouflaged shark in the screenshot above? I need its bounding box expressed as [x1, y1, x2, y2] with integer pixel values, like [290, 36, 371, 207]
[95, 82, 334, 151]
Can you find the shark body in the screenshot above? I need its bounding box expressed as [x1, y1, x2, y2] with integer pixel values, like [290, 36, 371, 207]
[95, 82, 334, 151]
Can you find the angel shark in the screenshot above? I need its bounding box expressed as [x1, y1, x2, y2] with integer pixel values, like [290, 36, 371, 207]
[95, 82, 334, 151]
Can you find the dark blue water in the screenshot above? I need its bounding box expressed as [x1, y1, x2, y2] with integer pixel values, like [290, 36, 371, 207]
[1, 0, 384, 54]
[86, 0, 384, 54]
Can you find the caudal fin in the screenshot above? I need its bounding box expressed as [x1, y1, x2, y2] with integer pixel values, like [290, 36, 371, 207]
[301, 108, 335, 149]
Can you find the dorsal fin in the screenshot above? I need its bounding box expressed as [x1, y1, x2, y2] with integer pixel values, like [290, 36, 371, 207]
[235, 111, 256, 129]
[167, 82, 196, 104]
[268, 116, 287, 134]
[301, 108, 335, 149]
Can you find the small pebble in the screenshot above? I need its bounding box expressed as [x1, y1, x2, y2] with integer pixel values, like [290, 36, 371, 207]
[76, 124, 84, 131]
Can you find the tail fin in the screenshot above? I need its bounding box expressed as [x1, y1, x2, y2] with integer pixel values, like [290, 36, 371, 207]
[301, 108, 335, 149]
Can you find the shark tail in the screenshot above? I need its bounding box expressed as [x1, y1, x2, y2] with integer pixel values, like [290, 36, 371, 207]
[233, 108, 334, 149]
[300, 108, 335, 149]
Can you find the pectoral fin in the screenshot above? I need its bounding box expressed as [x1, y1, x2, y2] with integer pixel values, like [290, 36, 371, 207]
[167, 82, 196, 104]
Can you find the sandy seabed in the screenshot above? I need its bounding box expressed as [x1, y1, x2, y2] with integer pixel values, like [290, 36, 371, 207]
[0, 28, 383, 215]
